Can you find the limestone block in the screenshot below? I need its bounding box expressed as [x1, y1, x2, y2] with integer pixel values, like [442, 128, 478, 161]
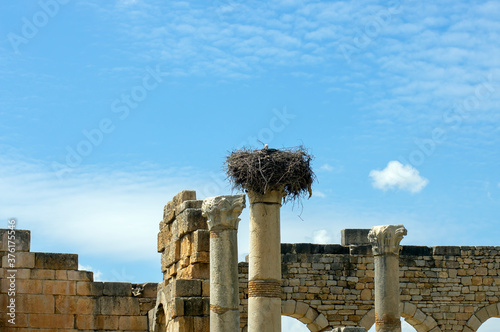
[1, 278, 42, 294]
[77, 281, 103, 296]
[193, 229, 210, 252]
[178, 263, 209, 279]
[341, 229, 370, 246]
[281, 300, 296, 315]
[12, 294, 54, 313]
[98, 296, 140, 315]
[183, 297, 206, 316]
[96, 315, 120, 330]
[75, 314, 96, 329]
[176, 208, 208, 237]
[177, 199, 203, 215]
[29, 313, 75, 329]
[103, 282, 132, 296]
[158, 231, 165, 253]
[119, 315, 148, 330]
[0, 229, 30, 252]
[2, 252, 35, 268]
[43, 280, 76, 295]
[291, 301, 309, 318]
[467, 315, 481, 330]
[34, 252, 78, 270]
[67, 270, 93, 281]
[191, 251, 209, 264]
[173, 279, 202, 297]
[55, 295, 96, 315]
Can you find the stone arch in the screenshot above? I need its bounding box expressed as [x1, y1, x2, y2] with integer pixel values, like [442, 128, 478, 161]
[241, 300, 329, 332]
[359, 303, 441, 332]
[465, 303, 500, 332]
[281, 299, 330, 331]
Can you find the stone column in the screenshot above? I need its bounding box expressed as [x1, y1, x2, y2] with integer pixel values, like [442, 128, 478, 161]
[201, 194, 246, 332]
[368, 225, 407, 332]
[247, 189, 285, 332]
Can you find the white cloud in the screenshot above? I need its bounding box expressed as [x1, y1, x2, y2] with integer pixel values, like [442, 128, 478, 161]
[312, 229, 331, 244]
[313, 190, 326, 198]
[319, 163, 333, 171]
[369, 161, 429, 193]
[0, 155, 229, 262]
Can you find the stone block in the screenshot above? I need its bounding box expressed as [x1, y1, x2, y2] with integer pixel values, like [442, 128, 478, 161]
[173, 279, 201, 297]
[43, 280, 76, 295]
[29, 313, 75, 328]
[68, 270, 93, 281]
[401, 246, 432, 256]
[178, 263, 209, 279]
[2, 252, 35, 268]
[1, 278, 43, 294]
[341, 229, 371, 246]
[96, 315, 120, 330]
[103, 282, 132, 296]
[173, 190, 197, 207]
[433, 246, 461, 256]
[75, 314, 96, 329]
[350, 245, 372, 256]
[291, 301, 309, 318]
[176, 209, 208, 237]
[193, 230, 210, 252]
[119, 315, 148, 330]
[176, 199, 203, 215]
[0, 229, 30, 252]
[191, 251, 209, 264]
[282, 300, 296, 315]
[11, 294, 55, 313]
[55, 295, 97, 314]
[31, 269, 56, 280]
[98, 296, 140, 315]
[158, 231, 165, 253]
[184, 297, 205, 316]
[35, 252, 78, 270]
[77, 281, 103, 296]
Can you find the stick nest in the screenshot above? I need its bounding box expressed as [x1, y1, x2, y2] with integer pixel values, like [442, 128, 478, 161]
[225, 146, 315, 203]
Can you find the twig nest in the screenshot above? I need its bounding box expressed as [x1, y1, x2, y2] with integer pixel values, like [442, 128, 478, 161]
[225, 146, 315, 203]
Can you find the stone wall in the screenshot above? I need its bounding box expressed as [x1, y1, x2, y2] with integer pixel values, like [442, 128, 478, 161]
[237, 243, 500, 332]
[0, 228, 157, 331]
[150, 190, 210, 332]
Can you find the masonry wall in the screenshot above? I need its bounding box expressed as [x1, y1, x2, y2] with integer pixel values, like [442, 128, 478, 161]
[237, 244, 500, 332]
[0, 229, 157, 331]
[150, 190, 210, 332]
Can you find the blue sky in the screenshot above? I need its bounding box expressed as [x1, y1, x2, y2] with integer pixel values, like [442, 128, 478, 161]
[1, 0, 500, 330]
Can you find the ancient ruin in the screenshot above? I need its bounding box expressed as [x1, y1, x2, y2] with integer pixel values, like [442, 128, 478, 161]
[1, 190, 500, 331]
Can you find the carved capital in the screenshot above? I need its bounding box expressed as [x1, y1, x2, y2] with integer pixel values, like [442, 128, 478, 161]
[201, 195, 246, 231]
[368, 224, 407, 256]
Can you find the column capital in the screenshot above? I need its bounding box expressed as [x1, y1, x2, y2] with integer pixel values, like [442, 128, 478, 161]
[247, 189, 285, 205]
[202, 195, 246, 231]
[368, 224, 407, 256]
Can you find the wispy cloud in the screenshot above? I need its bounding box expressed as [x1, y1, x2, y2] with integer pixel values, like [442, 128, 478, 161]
[0, 153, 225, 261]
[312, 229, 331, 244]
[319, 163, 333, 171]
[369, 161, 428, 193]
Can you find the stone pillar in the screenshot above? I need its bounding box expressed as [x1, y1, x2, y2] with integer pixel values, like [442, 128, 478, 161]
[247, 189, 285, 332]
[201, 195, 246, 332]
[368, 225, 407, 332]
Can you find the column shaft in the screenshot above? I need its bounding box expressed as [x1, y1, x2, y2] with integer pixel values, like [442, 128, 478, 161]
[201, 195, 246, 332]
[248, 190, 283, 332]
[368, 225, 407, 332]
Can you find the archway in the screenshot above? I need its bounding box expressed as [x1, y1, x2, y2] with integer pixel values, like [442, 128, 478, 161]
[477, 317, 500, 332]
[360, 303, 441, 332]
[281, 300, 329, 331]
[466, 303, 500, 331]
[282, 316, 310, 331]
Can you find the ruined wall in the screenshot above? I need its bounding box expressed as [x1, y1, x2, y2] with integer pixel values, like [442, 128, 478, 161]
[150, 190, 210, 332]
[238, 243, 500, 332]
[0, 229, 157, 331]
